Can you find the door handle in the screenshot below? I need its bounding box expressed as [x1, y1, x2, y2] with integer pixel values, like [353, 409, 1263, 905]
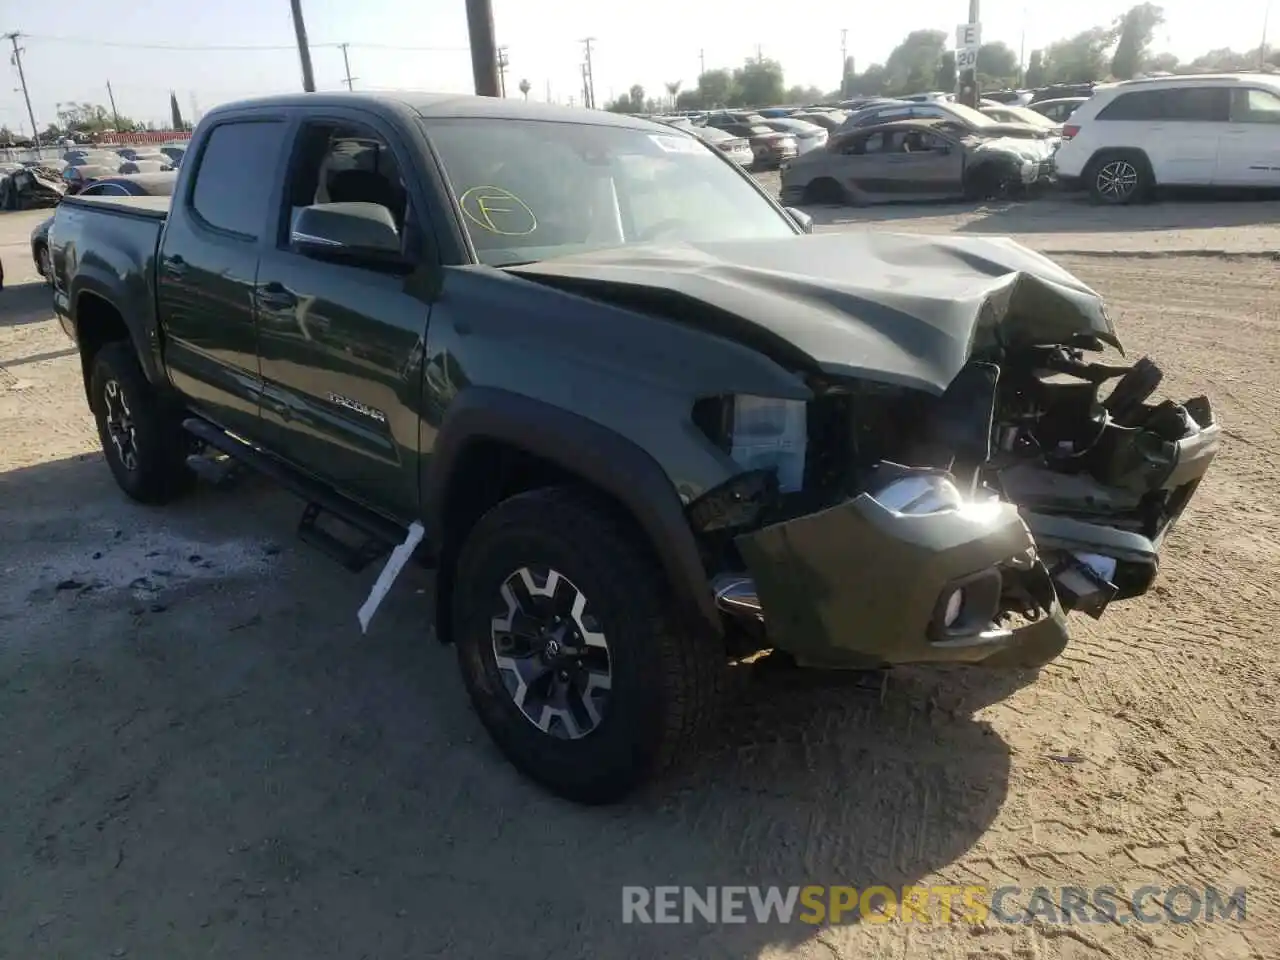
[256, 282, 297, 311]
[161, 254, 186, 279]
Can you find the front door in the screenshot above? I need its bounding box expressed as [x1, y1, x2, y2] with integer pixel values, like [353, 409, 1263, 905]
[253, 112, 436, 520]
[157, 117, 290, 437]
[1217, 86, 1280, 186]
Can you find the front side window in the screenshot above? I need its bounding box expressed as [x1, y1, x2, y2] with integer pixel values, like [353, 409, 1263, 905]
[1231, 87, 1280, 123]
[425, 118, 796, 267]
[281, 121, 411, 250]
[190, 119, 287, 239]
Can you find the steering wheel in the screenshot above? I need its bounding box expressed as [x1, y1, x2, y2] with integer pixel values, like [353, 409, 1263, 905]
[638, 218, 690, 242]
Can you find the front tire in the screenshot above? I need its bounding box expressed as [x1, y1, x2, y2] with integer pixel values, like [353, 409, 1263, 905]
[452, 486, 723, 804]
[36, 244, 51, 286]
[1087, 151, 1150, 205]
[89, 341, 194, 504]
[803, 177, 846, 205]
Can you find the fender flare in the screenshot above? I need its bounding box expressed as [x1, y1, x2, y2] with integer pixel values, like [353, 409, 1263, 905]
[69, 268, 164, 387]
[423, 386, 722, 636]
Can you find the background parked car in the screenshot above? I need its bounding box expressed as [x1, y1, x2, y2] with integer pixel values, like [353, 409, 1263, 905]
[704, 113, 798, 168]
[62, 164, 116, 193]
[158, 144, 187, 166]
[780, 118, 1055, 206]
[759, 116, 828, 154]
[1029, 97, 1089, 123]
[980, 101, 1064, 132]
[1053, 73, 1280, 204]
[31, 171, 177, 284]
[790, 110, 848, 131]
[837, 99, 1053, 140]
[690, 125, 755, 166]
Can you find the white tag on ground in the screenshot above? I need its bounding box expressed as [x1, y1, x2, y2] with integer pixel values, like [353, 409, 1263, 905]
[357, 521, 425, 634]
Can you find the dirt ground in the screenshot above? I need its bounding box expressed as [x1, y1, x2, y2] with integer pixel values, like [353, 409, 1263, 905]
[0, 198, 1276, 959]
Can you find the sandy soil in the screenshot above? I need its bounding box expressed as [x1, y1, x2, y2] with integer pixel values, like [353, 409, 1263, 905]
[0, 201, 1276, 959]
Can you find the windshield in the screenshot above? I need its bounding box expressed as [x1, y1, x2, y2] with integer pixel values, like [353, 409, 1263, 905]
[944, 103, 997, 127]
[425, 118, 796, 267]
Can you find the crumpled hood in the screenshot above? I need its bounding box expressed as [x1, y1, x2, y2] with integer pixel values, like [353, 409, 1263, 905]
[508, 231, 1119, 395]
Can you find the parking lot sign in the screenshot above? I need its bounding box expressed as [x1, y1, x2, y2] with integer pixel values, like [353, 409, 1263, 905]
[956, 23, 981, 50]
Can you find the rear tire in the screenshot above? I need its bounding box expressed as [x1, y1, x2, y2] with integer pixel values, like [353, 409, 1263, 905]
[452, 486, 723, 804]
[89, 341, 194, 504]
[1087, 151, 1151, 205]
[803, 177, 846, 205]
[36, 244, 51, 286]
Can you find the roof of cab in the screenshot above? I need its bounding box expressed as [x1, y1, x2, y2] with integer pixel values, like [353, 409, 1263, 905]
[203, 91, 667, 130]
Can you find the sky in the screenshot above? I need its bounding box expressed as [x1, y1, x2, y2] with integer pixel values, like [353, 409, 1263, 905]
[0, 0, 1273, 133]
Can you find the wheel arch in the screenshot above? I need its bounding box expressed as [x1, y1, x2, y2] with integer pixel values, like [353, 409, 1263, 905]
[69, 271, 164, 404]
[422, 387, 722, 646]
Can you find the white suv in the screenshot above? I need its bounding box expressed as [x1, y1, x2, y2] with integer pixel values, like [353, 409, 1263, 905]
[1052, 73, 1280, 203]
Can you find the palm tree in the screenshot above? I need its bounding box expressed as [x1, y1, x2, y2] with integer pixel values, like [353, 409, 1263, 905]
[518, 78, 531, 100]
[665, 80, 681, 109]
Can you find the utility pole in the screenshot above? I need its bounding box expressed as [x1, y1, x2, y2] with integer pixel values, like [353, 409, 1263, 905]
[545, 78, 551, 103]
[288, 0, 317, 92]
[497, 46, 509, 97]
[840, 29, 848, 96]
[1018, 11, 1026, 87]
[580, 38, 596, 108]
[957, 0, 980, 108]
[756, 44, 763, 63]
[581, 62, 590, 108]
[339, 43, 357, 90]
[1261, 1, 1271, 69]
[4, 33, 40, 152]
[466, 0, 501, 96]
[106, 80, 121, 131]
[699, 48, 705, 77]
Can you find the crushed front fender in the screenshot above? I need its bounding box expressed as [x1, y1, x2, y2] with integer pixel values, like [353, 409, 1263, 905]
[734, 490, 1069, 669]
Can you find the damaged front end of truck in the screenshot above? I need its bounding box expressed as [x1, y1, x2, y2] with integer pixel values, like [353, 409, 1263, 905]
[689, 345, 1219, 669]
[512, 232, 1221, 670]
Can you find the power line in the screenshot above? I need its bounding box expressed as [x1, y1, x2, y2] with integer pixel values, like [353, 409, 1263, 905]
[18, 33, 469, 53]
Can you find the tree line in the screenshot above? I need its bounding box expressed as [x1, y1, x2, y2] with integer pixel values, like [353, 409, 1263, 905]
[606, 3, 1279, 112]
[0, 94, 192, 146]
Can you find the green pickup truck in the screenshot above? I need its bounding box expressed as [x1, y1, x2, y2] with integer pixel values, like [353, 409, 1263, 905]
[49, 93, 1220, 803]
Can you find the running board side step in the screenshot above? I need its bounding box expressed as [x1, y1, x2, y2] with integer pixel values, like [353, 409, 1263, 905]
[182, 417, 410, 573]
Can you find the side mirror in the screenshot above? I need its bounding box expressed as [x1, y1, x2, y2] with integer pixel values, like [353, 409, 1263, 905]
[291, 202, 412, 272]
[784, 206, 814, 234]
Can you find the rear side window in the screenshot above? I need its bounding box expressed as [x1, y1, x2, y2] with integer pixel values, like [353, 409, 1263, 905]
[1097, 90, 1165, 120]
[190, 120, 287, 239]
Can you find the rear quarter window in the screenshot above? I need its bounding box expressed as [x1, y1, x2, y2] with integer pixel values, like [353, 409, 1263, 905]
[189, 119, 287, 239]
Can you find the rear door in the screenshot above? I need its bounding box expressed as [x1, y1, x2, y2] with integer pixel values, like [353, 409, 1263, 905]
[156, 116, 290, 437]
[1217, 86, 1280, 186]
[252, 109, 437, 519]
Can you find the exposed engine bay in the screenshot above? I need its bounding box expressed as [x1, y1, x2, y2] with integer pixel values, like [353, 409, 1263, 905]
[687, 340, 1219, 668]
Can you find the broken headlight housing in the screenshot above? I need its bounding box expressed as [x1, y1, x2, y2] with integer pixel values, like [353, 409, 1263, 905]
[694, 395, 808, 494]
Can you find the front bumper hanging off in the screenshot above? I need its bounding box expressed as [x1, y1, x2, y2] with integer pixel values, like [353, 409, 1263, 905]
[715, 395, 1219, 671]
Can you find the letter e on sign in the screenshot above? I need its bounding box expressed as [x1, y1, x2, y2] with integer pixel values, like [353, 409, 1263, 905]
[957, 23, 981, 49]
